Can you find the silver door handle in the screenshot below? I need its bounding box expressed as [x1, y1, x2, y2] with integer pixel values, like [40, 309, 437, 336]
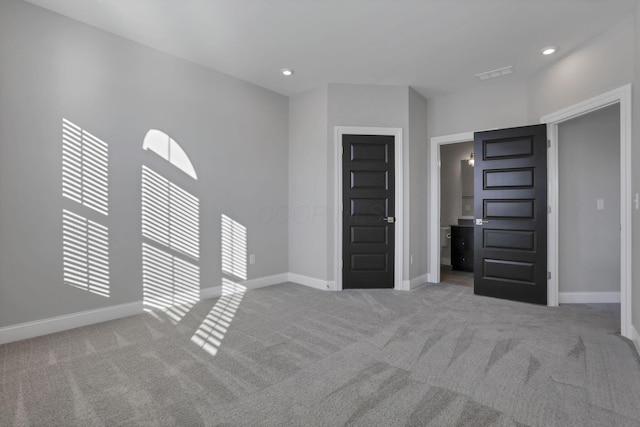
[383, 217, 396, 224]
[475, 219, 489, 225]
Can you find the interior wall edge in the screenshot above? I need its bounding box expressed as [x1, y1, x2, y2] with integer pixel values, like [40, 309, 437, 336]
[405, 273, 431, 290]
[288, 273, 330, 291]
[631, 323, 640, 357]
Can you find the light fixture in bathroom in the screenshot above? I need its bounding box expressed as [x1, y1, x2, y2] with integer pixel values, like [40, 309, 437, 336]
[281, 68, 294, 77]
[468, 152, 475, 167]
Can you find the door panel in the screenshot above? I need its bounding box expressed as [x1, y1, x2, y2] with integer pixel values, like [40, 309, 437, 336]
[474, 125, 547, 304]
[484, 168, 534, 188]
[483, 229, 535, 251]
[484, 199, 534, 218]
[343, 134, 394, 289]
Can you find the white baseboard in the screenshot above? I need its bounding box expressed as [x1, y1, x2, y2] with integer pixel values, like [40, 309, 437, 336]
[0, 301, 143, 346]
[288, 273, 330, 291]
[404, 273, 430, 290]
[631, 324, 640, 357]
[200, 273, 289, 300]
[0, 273, 290, 346]
[559, 292, 621, 304]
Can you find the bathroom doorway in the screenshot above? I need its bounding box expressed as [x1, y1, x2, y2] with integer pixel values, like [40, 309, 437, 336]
[439, 141, 474, 288]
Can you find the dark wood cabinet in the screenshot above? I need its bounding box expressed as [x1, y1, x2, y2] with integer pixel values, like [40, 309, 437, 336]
[451, 225, 473, 272]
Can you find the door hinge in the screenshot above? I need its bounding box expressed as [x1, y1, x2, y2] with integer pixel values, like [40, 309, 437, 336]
[547, 139, 551, 148]
[547, 271, 551, 280]
[548, 205, 551, 214]
[341, 146, 344, 154]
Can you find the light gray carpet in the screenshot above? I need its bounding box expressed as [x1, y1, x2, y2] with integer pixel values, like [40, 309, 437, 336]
[1, 283, 639, 426]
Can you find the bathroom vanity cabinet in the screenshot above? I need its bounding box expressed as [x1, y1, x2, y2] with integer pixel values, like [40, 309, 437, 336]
[451, 225, 473, 272]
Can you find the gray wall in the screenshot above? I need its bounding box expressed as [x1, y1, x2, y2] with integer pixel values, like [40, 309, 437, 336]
[0, 0, 289, 327]
[427, 79, 528, 139]
[425, 15, 636, 287]
[287, 83, 429, 285]
[326, 84, 411, 282]
[527, 17, 635, 121]
[633, 2, 640, 337]
[289, 86, 328, 280]
[440, 141, 474, 228]
[408, 88, 429, 280]
[558, 105, 620, 293]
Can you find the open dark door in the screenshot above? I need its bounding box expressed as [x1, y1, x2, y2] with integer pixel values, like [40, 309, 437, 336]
[473, 125, 547, 304]
[342, 134, 395, 289]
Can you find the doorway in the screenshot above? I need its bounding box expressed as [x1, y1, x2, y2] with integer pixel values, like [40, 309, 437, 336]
[438, 140, 475, 289]
[542, 85, 632, 339]
[428, 85, 632, 339]
[428, 132, 475, 285]
[341, 134, 395, 289]
[557, 105, 620, 305]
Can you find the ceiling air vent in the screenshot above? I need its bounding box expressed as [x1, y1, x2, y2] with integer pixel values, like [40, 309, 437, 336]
[475, 66, 514, 81]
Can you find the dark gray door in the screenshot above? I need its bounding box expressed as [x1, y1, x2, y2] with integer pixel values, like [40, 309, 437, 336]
[473, 125, 547, 304]
[342, 135, 395, 289]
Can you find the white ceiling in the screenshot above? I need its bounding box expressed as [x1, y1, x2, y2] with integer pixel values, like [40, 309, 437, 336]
[22, 0, 638, 98]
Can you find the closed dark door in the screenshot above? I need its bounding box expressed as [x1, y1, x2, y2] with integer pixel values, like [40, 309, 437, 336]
[473, 124, 547, 304]
[342, 134, 394, 289]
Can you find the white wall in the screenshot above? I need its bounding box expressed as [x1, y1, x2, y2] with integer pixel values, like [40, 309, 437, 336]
[289, 86, 329, 281]
[558, 105, 620, 293]
[0, 0, 289, 327]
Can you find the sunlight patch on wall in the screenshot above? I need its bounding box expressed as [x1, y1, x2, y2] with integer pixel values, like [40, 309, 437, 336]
[141, 164, 200, 314]
[62, 118, 109, 216]
[142, 243, 200, 310]
[62, 118, 110, 297]
[143, 129, 198, 180]
[191, 214, 249, 356]
[191, 279, 246, 356]
[221, 214, 247, 281]
[142, 166, 200, 259]
[62, 210, 109, 297]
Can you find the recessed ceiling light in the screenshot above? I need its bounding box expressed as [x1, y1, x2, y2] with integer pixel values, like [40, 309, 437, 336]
[281, 68, 294, 77]
[541, 46, 557, 55]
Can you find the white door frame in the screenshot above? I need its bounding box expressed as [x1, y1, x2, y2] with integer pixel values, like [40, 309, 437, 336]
[541, 84, 632, 339]
[427, 85, 632, 340]
[334, 127, 405, 291]
[427, 132, 473, 284]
